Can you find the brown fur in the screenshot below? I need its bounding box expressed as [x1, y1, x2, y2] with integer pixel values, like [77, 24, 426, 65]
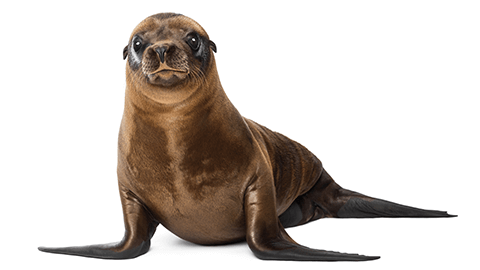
[118, 14, 321, 246]
[39, 13, 453, 261]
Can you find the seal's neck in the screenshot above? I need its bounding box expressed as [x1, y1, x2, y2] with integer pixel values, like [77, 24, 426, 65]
[126, 68, 226, 120]
[121, 64, 244, 143]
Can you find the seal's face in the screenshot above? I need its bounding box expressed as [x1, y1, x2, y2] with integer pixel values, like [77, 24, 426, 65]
[123, 13, 217, 103]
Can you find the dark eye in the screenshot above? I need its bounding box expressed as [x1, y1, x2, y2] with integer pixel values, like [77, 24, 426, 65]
[187, 34, 200, 51]
[133, 37, 143, 52]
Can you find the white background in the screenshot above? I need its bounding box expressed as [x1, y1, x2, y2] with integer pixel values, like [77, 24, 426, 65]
[1, 1, 479, 269]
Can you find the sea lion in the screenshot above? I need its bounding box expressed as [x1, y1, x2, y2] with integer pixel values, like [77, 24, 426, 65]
[38, 13, 455, 261]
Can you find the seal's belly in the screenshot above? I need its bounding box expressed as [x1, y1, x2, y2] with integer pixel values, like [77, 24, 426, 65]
[138, 177, 247, 245]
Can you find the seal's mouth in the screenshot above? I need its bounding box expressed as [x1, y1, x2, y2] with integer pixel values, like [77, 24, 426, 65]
[152, 67, 188, 75]
[146, 66, 189, 86]
[143, 59, 187, 75]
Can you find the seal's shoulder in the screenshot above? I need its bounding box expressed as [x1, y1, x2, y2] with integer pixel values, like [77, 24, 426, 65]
[243, 117, 322, 175]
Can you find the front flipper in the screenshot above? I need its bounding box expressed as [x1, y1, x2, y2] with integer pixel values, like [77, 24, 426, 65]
[38, 240, 152, 259]
[244, 173, 379, 261]
[39, 185, 159, 259]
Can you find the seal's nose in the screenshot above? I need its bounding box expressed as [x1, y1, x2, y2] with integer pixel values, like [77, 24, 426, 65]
[155, 46, 167, 63]
[155, 45, 175, 64]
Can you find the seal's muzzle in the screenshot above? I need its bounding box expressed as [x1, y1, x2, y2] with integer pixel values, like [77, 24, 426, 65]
[142, 43, 189, 86]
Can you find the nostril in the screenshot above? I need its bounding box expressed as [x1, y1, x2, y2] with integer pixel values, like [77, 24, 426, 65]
[155, 46, 168, 63]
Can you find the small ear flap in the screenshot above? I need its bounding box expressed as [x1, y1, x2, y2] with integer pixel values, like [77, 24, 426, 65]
[123, 45, 128, 60]
[209, 40, 217, 53]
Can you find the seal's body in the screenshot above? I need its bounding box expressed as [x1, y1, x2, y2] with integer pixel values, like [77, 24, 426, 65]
[39, 13, 455, 261]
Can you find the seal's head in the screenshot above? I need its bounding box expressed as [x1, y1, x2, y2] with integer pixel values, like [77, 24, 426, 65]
[123, 13, 217, 104]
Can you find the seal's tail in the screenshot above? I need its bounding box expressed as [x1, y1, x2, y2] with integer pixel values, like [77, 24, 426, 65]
[280, 170, 456, 228]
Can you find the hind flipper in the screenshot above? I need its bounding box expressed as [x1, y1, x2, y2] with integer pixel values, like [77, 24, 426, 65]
[336, 195, 456, 218]
[280, 170, 455, 228]
[317, 170, 455, 219]
[39, 185, 159, 259]
[325, 171, 457, 218]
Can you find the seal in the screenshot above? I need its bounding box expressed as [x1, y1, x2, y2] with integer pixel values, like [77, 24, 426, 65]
[38, 13, 455, 261]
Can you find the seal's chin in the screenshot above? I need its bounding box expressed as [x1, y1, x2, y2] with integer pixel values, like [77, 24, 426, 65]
[147, 69, 188, 86]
